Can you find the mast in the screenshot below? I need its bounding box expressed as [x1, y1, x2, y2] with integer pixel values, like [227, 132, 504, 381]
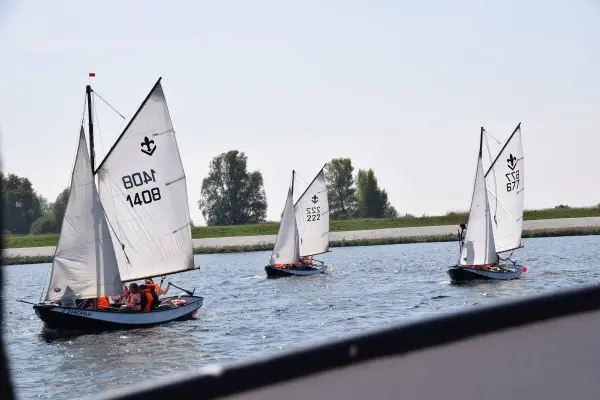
[86, 84, 95, 172]
[479, 126, 484, 157]
[291, 170, 295, 196]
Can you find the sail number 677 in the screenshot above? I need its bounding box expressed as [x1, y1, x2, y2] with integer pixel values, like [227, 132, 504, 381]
[506, 170, 520, 192]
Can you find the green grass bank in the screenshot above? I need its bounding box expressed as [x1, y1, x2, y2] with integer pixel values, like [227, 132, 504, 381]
[4, 226, 600, 266]
[4, 206, 600, 249]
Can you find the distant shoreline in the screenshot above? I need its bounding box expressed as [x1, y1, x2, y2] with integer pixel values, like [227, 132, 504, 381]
[5, 207, 600, 250]
[3, 224, 599, 266]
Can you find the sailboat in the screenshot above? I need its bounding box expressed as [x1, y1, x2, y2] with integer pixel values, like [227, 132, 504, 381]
[265, 167, 330, 277]
[447, 124, 525, 282]
[30, 77, 204, 331]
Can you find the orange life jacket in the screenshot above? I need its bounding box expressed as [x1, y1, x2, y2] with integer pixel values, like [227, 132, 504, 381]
[154, 282, 160, 292]
[141, 287, 154, 312]
[96, 297, 110, 310]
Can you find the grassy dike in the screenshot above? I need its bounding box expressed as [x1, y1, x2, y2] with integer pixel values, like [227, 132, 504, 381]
[5, 206, 600, 249]
[3, 226, 600, 266]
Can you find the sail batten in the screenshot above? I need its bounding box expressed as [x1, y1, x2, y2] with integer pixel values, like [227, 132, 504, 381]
[97, 81, 194, 281]
[294, 168, 330, 257]
[485, 124, 524, 253]
[45, 128, 123, 302]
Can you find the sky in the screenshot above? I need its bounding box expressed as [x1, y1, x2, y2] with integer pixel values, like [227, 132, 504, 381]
[1, 0, 599, 225]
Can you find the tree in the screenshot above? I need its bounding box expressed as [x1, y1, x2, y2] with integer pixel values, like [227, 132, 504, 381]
[38, 194, 51, 215]
[355, 169, 397, 218]
[325, 158, 357, 219]
[53, 188, 69, 228]
[30, 214, 57, 234]
[1, 173, 42, 234]
[198, 150, 267, 226]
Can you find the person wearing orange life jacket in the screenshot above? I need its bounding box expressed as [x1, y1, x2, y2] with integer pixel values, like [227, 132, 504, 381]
[139, 284, 159, 312]
[145, 278, 170, 296]
[96, 296, 110, 310]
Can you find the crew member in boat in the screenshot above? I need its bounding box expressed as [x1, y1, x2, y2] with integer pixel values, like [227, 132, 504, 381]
[110, 284, 129, 306]
[85, 296, 111, 310]
[139, 283, 160, 312]
[145, 278, 170, 296]
[120, 283, 141, 311]
[300, 257, 316, 268]
[459, 222, 467, 250]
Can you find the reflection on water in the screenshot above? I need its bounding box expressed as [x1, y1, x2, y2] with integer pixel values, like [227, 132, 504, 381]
[3, 236, 600, 398]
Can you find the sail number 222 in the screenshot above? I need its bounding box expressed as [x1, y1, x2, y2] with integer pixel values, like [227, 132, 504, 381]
[505, 170, 520, 192]
[122, 169, 162, 208]
[306, 207, 321, 221]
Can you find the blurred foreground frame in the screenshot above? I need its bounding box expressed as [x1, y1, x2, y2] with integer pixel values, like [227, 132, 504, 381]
[1, 145, 16, 398]
[87, 283, 600, 399]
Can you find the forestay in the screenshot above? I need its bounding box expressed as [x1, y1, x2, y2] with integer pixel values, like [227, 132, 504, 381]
[46, 129, 123, 302]
[485, 124, 524, 253]
[271, 186, 300, 265]
[294, 168, 329, 257]
[460, 154, 499, 266]
[96, 79, 194, 281]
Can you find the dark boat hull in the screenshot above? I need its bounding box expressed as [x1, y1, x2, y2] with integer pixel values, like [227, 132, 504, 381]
[448, 265, 523, 282]
[33, 295, 203, 332]
[265, 264, 327, 278]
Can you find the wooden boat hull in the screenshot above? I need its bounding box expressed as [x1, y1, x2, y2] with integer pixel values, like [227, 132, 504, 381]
[32, 295, 203, 332]
[448, 265, 523, 282]
[265, 264, 327, 278]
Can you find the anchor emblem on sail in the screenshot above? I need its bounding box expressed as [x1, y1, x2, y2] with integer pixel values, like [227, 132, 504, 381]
[311, 195, 319, 204]
[141, 136, 156, 156]
[507, 153, 517, 170]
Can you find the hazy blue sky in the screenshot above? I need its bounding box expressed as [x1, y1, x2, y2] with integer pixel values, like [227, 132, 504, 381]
[1, 1, 599, 225]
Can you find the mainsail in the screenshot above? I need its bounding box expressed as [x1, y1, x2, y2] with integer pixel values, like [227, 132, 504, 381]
[96, 78, 194, 282]
[294, 168, 329, 257]
[485, 123, 524, 253]
[45, 129, 123, 302]
[460, 148, 499, 266]
[271, 184, 300, 265]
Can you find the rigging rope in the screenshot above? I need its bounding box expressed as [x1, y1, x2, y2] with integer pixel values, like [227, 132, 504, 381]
[92, 91, 126, 119]
[91, 92, 132, 270]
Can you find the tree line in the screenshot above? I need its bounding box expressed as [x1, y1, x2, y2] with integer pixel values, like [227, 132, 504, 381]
[1, 172, 69, 235]
[1, 152, 397, 234]
[197, 151, 397, 226]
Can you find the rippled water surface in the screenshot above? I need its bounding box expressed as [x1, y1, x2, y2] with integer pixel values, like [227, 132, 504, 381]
[4, 236, 600, 398]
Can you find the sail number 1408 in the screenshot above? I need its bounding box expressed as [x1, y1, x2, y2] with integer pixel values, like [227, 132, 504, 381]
[122, 169, 162, 208]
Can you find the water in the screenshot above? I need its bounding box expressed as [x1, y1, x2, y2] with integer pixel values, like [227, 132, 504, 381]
[3, 236, 600, 399]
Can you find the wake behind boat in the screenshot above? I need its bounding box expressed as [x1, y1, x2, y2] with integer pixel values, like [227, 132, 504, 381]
[448, 124, 525, 282]
[265, 167, 330, 278]
[30, 76, 203, 332]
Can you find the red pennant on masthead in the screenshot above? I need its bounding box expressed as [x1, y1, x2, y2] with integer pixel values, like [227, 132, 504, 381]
[89, 72, 96, 77]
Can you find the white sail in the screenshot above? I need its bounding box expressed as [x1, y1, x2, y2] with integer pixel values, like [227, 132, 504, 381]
[294, 168, 329, 257]
[271, 186, 300, 265]
[460, 154, 499, 266]
[46, 129, 123, 302]
[96, 79, 194, 281]
[485, 124, 524, 253]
